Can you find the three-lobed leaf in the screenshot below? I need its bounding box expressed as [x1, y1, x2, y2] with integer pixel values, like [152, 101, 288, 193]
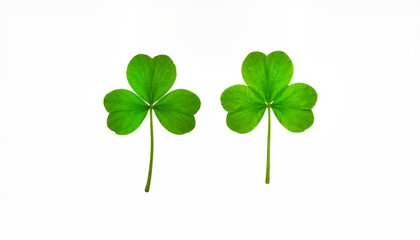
[104, 53, 200, 192]
[222, 51, 317, 133]
[105, 54, 200, 135]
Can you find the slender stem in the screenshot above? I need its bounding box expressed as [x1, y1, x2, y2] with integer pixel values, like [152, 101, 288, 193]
[145, 108, 154, 192]
[266, 107, 271, 184]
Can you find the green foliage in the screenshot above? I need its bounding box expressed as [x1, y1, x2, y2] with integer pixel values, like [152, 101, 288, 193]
[220, 51, 317, 183]
[105, 54, 200, 135]
[154, 89, 201, 135]
[220, 84, 266, 134]
[104, 54, 201, 192]
[221, 51, 317, 133]
[104, 89, 149, 135]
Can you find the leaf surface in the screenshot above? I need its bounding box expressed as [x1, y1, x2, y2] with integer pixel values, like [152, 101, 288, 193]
[272, 83, 317, 132]
[221, 84, 266, 133]
[272, 108, 314, 133]
[274, 83, 317, 109]
[266, 51, 294, 101]
[241, 51, 293, 102]
[126, 54, 176, 104]
[154, 89, 200, 135]
[104, 89, 149, 135]
[241, 51, 267, 101]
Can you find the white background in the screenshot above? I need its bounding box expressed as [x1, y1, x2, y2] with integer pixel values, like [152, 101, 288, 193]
[1, 0, 419, 239]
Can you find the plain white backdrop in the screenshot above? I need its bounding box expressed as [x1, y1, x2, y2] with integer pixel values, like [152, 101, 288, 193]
[1, 0, 419, 239]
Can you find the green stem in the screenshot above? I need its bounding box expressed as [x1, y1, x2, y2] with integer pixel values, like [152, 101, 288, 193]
[266, 107, 271, 184]
[145, 108, 154, 192]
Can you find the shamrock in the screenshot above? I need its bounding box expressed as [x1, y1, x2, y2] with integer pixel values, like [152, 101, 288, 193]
[220, 51, 317, 184]
[104, 54, 200, 192]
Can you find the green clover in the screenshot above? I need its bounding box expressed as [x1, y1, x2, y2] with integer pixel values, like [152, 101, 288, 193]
[104, 54, 201, 192]
[220, 51, 317, 184]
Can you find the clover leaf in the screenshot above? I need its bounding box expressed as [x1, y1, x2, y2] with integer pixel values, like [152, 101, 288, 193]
[220, 51, 317, 184]
[104, 54, 200, 192]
